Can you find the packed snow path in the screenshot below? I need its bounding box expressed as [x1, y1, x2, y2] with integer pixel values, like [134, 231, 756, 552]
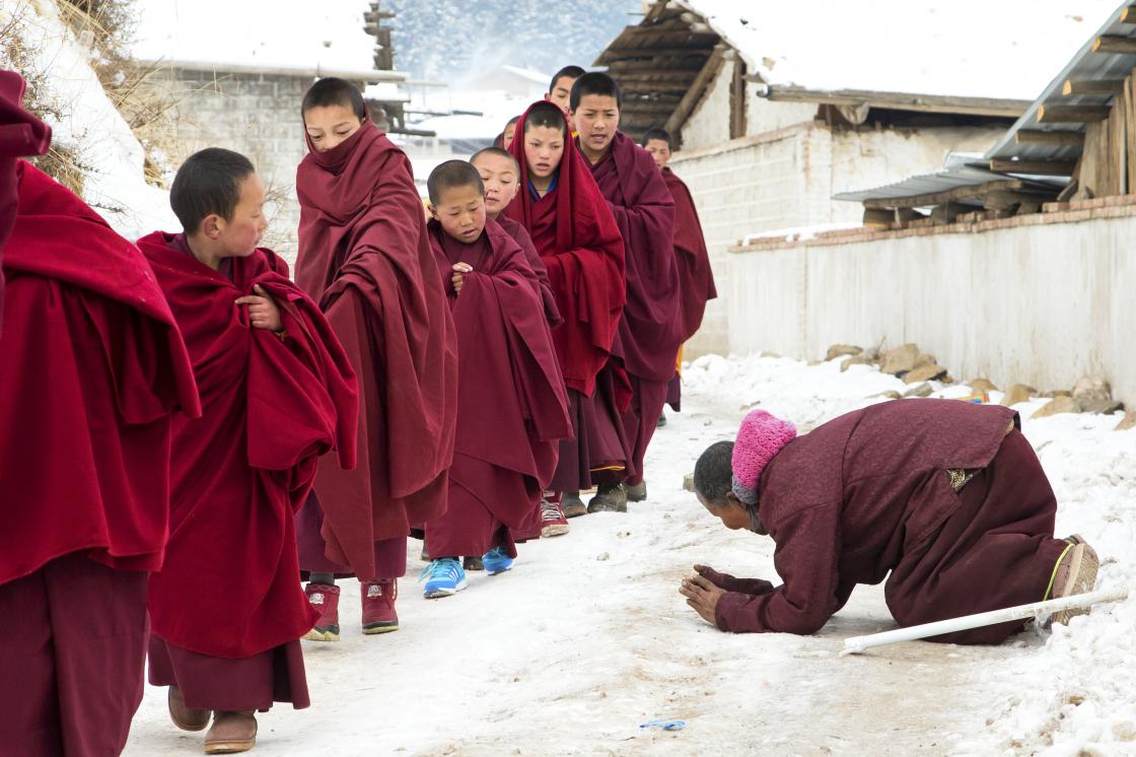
[125, 356, 1136, 756]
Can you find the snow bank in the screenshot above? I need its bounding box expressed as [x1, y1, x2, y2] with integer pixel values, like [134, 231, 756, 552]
[131, 0, 377, 75]
[681, 0, 1120, 101]
[2, 1, 176, 237]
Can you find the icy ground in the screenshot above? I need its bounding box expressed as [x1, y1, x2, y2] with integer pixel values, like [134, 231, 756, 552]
[124, 355, 1136, 756]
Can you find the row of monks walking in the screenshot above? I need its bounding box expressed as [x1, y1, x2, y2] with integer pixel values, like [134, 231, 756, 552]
[0, 64, 716, 754]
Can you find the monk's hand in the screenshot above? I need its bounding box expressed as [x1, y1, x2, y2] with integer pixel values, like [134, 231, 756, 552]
[235, 285, 283, 332]
[680, 573, 725, 627]
[693, 564, 734, 590]
[451, 262, 473, 294]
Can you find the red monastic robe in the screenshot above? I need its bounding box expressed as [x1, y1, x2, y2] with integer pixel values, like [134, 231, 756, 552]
[661, 165, 717, 411]
[295, 122, 458, 579]
[0, 72, 51, 333]
[424, 219, 571, 556]
[0, 164, 199, 756]
[716, 400, 1068, 645]
[588, 132, 681, 484]
[495, 212, 562, 326]
[139, 232, 357, 662]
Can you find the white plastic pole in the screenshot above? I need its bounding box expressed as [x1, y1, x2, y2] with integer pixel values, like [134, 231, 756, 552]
[840, 587, 1129, 656]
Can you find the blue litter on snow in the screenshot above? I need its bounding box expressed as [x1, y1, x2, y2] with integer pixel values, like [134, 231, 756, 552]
[640, 719, 686, 731]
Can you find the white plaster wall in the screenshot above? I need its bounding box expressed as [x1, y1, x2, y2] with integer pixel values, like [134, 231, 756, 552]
[681, 59, 733, 151]
[746, 86, 817, 136]
[729, 216, 1136, 404]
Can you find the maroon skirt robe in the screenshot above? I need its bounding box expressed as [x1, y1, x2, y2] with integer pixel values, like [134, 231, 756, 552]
[0, 166, 199, 756]
[715, 400, 1069, 644]
[424, 220, 571, 557]
[587, 133, 681, 486]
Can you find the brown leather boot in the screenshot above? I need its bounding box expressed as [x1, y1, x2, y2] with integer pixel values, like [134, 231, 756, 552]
[168, 686, 210, 732]
[1049, 536, 1100, 625]
[204, 710, 257, 754]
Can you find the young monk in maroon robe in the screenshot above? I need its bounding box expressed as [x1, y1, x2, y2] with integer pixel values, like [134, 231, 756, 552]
[546, 65, 585, 134]
[684, 400, 1101, 642]
[572, 73, 682, 510]
[642, 127, 718, 421]
[139, 148, 357, 754]
[0, 161, 199, 756]
[0, 70, 51, 332]
[503, 100, 627, 536]
[295, 77, 458, 639]
[418, 161, 571, 597]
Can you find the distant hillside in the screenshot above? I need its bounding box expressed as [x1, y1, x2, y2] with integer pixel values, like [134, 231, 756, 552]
[384, 0, 643, 82]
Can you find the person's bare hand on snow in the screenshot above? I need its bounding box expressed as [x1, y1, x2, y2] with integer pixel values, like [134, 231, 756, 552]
[680, 573, 726, 626]
[693, 564, 775, 596]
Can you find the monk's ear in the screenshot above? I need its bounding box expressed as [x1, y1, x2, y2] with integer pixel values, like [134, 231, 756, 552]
[201, 213, 224, 240]
[427, 202, 439, 221]
[725, 491, 743, 510]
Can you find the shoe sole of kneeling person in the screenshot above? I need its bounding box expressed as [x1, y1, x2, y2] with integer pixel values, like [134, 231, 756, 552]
[1050, 539, 1100, 625]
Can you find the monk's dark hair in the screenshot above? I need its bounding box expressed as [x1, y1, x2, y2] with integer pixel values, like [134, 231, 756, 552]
[504, 115, 520, 130]
[641, 127, 672, 148]
[470, 146, 519, 172]
[170, 147, 256, 234]
[693, 441, 734, 503]
[548, 65, 585, 94]
[427, 159, 484, 205]
[523, 101, 567, 136]
[570, 71, 622, 111]
[301, 77, 368, 121]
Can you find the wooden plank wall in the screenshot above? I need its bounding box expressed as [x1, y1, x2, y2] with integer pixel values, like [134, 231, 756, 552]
[1076, 68, 1136, 198]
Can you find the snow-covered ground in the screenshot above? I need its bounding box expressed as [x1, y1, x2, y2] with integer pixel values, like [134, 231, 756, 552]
[124, 355, 1136, 756]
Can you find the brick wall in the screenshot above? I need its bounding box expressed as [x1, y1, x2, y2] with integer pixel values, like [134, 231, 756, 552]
[134, 68, 354, 264]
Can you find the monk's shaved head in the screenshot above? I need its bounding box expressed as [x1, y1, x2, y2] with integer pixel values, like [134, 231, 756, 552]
[523, 102, 567, 136]
[694, 441, 734, 503]
[427, 160, 484, 206]
[570, 72, 622, 112]
[471, 147, 518, 171]
[301, 77, 368, 121]
[170, 148, 255, 234]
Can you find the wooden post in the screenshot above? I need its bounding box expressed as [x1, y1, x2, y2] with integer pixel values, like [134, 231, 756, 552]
[1061, 79, 1126, 96]
[1015, 130, 1085, 147]
[988, 159, 1077, 176]
[1092, 35, 1136, 54]
[1038, 104, 1112, 123]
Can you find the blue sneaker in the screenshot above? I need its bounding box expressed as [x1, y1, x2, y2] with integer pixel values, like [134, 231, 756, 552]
[419, 558, 467, 598]
[482, 547, 514, 576]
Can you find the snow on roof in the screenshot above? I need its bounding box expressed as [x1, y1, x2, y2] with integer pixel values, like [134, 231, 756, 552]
[130, 0, 380, 77]
[498, 65, 551, 85]
[679, 0, 1122, 101]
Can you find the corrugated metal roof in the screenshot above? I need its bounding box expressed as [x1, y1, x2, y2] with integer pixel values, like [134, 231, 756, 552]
[834, 161, 1066, 205]
[987, 2, 1134, 162]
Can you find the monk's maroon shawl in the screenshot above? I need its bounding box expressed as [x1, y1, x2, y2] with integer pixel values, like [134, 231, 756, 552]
[428, 219, 571, 518]
[0, 71, 51, 333]
[715, 400, 1018, 635]
[588, 132, 682, 383]
[140, 232, 357, 657]
[0, 165, 199, 587]
[295, 122, 458, 577]
[661, 167, 717, 340]
[503, 101, 625, 398]
[495, 213, 561, 326]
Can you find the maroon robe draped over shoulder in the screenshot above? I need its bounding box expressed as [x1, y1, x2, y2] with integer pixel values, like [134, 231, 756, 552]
[715, 400, 1068, 644]
[1, 166, 199, 586]
[295, 122, 458, 578]
[661, 166, 716, 341]
[0, 72, 52, 333]
[425, 219, 571, 555]
[0, 165, 198, 757]
[588, 132, 681, 384]
[139, 232, 357, 659]
[495, 213, 561, 326]
[502, 101, 625, 399]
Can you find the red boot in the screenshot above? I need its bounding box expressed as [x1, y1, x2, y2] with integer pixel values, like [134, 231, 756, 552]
[303, 583, 340, 642]
[361, 579, 399, 634]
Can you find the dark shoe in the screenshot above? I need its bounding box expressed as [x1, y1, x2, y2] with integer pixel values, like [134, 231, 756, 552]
[626, 481, 647, 502]
[562, 491, 587, 518]
[204, 711, 257, 754]
[302, 583, 340, 642]
[463, 556, 484, 571]
[657, 411, 667, 428]
[167, 686, 210, 732]
[587, 483, 628, 513]
[361, 579, 399, 634]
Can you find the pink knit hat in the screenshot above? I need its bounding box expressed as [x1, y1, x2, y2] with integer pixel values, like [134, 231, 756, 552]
[731, 409, 797, 506]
